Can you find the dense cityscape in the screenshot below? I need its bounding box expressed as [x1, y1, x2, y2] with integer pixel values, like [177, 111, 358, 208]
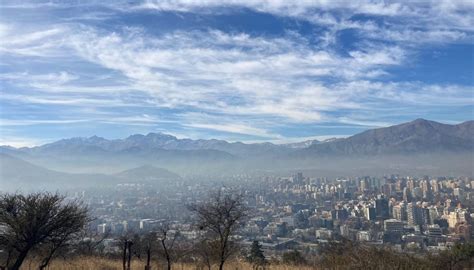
[76, 173, 473, 258]
[1, 0, 474, 269]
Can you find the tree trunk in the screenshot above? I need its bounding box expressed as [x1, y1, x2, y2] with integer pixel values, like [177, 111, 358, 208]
[1, 249, 12, 270]
[39, 258, 51, 270]
[127, 242, 133, 270]
[145, 247, 151, 270]
[122, 241, 127, 270]
[162, 239, 172, 270]
[166, 255, 172, 270]
[39, 244, 62, 270]
[10, 249, 29, 270]
[219, 238, 228, 270]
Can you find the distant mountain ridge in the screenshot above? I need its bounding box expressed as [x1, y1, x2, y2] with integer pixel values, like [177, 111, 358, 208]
[0, 153, 116, 190]
[1, 119, 473, 158]
[16, 132, 283, 158]
[295, 119, 474, 156]
[0, 153, 181, 191]
[1, 119, 473, 188]
[115, 165, 180, 181]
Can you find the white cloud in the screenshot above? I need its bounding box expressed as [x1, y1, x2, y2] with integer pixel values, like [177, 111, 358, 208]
[179, 112, 279, 138]
[1, 71, 78, 88]
[61, 28, 408, 121]
[0, 1, 472, 142]
[185, 123, 280, 138]
[0, 24, 69, 57]
[0, 93, 132, 107]
[136, 0, 474, 30]
[0, 119, 88, 126]
[1, 23, 472, 131]
[0, 136, 49, 147]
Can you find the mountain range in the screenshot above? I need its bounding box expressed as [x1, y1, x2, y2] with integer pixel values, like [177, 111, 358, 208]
[3, 118, 472, 158]
[1, 119, 473, 190]
[298, 118, 474, 156]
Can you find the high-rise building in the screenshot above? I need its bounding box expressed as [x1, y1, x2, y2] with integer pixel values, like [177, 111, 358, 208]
[293, 172, 304, 184]
[331, 208, 349, 221]
[407, 179, 415, 192]
[384, 219, 405, 232]
[360, 179, 367, 192]
[431, 179, 439, 193]
[407, 203, 422, 226]
[376, 196, 390, 219]
[365, 206, 376, 221]
[392, 203, 407, 221]
[403, 187, 412, 202]
[421, 179, 432, 200]
[412, 187, 422, 199]
[420, 207, 430, 225]
[396, 179, 405, 192]
[448, 209, 469, 228]
[453, 188, 464, 200]
[427, 206, 438, 224]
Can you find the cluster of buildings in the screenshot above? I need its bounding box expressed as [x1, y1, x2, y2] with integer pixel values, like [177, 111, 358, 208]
[240, 174, 473, 253]
[76, 173, 473, 254]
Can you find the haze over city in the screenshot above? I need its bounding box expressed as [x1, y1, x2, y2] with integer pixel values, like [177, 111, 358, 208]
[0, 1, 473, 270]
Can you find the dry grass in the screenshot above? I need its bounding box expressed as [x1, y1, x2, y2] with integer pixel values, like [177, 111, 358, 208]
[20, 257, 313, 270]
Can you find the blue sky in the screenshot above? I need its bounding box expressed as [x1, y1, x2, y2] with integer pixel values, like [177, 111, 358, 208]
[0, 0, 473, 146]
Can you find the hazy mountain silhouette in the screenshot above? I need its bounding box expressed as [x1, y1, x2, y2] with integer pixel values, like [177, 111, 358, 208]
[4, 119, 471, 158]
[0, 153, 116, 190]
[0, 154, 182, 191]
[294, 119, 474, 156]
[115, 165, 180, 181]
[0, 119, 472, 179]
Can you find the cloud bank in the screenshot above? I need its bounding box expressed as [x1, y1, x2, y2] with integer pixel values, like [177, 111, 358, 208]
[0, 0, 473, 145]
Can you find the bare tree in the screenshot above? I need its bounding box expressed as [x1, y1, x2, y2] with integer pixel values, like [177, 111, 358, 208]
[193, 238, 218, 270]
[0, 193, 89, 270]
[139, 232, 158, 270]
[119, 235, 134, 270]
[157, 223, 180, 270]
[189, 190, 249, 270]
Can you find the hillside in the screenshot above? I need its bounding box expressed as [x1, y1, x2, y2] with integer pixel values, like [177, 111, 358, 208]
[115, 165, 181, 181]
[0, 153, 116, 191]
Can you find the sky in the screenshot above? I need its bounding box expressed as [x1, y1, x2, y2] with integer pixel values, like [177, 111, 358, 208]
[0, 0, 473, 146]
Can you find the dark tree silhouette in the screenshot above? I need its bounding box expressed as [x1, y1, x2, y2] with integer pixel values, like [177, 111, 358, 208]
[189, 190, 249, 270]
[247, 240, 266, 266]
[119, 235, 134, 270]
[0, 193, 89, 270]
[142, 232, 157, 270]
[157, 223, 180, 270]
